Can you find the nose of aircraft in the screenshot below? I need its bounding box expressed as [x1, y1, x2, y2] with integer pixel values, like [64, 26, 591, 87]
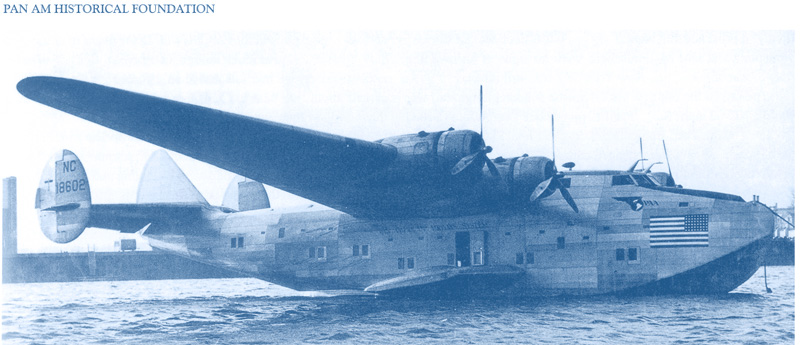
[753, 201, 778, 239]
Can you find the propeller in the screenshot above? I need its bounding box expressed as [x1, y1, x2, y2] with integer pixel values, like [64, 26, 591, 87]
[451, 85, 500, 177]
[530, 173, 579, 213]
[450, 145, 499, 176]
[529, 115, 578, 213]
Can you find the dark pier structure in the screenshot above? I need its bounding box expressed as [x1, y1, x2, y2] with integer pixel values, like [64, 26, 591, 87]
[3, 176, 242, 284]
[762, 237, 794, 266]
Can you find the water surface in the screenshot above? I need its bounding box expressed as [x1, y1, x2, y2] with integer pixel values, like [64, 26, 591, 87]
[3, 266, 793, 344]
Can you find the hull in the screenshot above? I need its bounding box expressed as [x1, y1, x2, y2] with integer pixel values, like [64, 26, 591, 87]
[623, 236, 769, 295]
[147, 173, 776, 298]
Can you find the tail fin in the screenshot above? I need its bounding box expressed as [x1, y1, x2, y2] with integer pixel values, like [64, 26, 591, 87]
[222, 176, 270, 211]
[36, 149, 92, 243]
[137, 150, 208, 205]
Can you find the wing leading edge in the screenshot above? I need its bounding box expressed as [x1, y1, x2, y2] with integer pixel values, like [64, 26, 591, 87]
[17, 76, 397, 217]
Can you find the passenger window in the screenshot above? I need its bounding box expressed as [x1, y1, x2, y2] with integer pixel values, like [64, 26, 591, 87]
[628, 248, 638, 261]
[407, 258, 415, 269]
[352, 245, 359, 256]
[231, 238, 236, 248]
[616, 248, 625, 261]
[309, 247, 315, 258]
[526, 252, 535, 264]
[278, 227, 285, 238]
[361, 245, 369, 257]
[516, 253, 524, 265]
[316, 246, 326, 259]
[237, 237, 244, 248]
[557, 237, 565, 249]
[397, 258, 405, 269]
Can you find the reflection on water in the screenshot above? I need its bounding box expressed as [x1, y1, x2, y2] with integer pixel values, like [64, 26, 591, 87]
[3, 266, 794, 344]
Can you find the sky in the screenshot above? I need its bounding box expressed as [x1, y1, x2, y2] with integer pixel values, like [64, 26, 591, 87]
[0, 3, 796, 253]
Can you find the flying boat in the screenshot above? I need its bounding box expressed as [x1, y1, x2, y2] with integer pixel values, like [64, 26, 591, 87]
[18, 77, 775, 297]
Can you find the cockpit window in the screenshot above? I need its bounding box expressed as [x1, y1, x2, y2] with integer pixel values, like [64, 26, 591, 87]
[631, 175, 656, 186]
[613, 174, 657, 186]
[612, 175, 635, 186]
[645, 175, 662, 186]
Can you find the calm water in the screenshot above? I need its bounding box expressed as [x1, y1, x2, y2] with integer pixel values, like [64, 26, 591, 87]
[2, 266, 794, 344]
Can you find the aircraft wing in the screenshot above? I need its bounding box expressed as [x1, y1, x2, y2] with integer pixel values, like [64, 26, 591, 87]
[17, 77, 398, 217]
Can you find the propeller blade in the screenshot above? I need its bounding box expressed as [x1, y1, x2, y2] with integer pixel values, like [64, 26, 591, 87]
[559, 183, 579, 213]
[530, 175, 579, 213]
[451, 146, 493, 176]
[450, 151, 479, 175]
[530, 177, 554, 202]
[485, 158, 500, 177]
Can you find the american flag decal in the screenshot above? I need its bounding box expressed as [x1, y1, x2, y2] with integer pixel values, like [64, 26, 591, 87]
[649, 214, 709, 248]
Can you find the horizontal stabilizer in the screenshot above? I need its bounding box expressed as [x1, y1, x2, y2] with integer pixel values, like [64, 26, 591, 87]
[89, 203, 216, 235]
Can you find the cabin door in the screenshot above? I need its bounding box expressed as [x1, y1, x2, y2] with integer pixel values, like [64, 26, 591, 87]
[471, 231, 487, 266]
[455, 231, 471, 267]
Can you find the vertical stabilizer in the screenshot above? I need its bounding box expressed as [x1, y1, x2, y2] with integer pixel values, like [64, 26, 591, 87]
[222, 176, 270, 211]
[137, 150, 208, 205]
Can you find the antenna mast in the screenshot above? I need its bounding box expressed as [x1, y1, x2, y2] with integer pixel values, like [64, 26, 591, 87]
[551, 114, 556, 164]
[663, 140, 673, 177]
[480, 85, 483, 138]
[639, 138, 644, 171]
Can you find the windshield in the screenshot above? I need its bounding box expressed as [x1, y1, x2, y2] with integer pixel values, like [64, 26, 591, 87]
[612, 174, 657, 187]
[631, 174, 656, 186]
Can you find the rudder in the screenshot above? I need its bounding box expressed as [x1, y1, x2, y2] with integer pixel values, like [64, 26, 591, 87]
[36, 149, 91, 243]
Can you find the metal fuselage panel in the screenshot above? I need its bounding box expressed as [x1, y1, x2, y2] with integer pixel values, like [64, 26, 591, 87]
[146, 174, 774, 296]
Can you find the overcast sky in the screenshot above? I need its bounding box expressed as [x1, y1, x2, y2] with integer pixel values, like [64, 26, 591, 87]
[0, 4, 795, 253]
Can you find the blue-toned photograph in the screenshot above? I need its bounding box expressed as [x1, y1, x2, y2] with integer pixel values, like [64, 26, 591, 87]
[0, 5, 794, 344]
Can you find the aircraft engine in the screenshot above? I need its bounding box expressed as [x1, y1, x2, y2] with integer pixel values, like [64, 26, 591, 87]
[35, 149, 91, 243]
[378, 129, 487, 178]
[504, 156, 579, 213]
[506, 156, 555, 200]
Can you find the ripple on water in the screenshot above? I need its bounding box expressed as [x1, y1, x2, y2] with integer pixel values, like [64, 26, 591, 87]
[0, 268, 793, 344]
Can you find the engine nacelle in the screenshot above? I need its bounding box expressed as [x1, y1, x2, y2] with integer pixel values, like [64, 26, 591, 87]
[505, 156, 556, 201]
[35, 149, 91, 243]
[378, 129, 485, 179]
